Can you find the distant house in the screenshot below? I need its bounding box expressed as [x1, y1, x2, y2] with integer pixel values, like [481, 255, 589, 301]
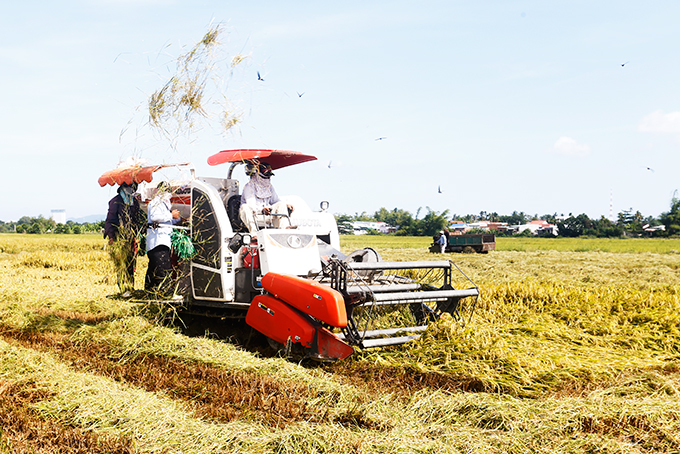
[449, 219, 556, 235]
[351, 221, 397, 235]
[519, 220, 557, 236]
[449, 221, 468, 234]
[449, 220, 508, 234]
[466, 221, 488, 230]
[486, 222, 509, 232]
[642, 224, 665, 235]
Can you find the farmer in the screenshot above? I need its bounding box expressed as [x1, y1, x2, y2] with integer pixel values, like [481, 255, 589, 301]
[443, 227, 451, 242]
[437, 230, 448, 253]
[104, 182, 146, 296]
[145, 181, 182, 297]
[239, 160, 294, 233]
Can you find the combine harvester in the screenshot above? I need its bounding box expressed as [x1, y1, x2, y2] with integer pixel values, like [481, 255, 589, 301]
[99, 150, 479, 360]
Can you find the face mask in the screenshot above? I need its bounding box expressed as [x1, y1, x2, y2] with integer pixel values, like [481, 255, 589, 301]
[120, 186, 134, 205]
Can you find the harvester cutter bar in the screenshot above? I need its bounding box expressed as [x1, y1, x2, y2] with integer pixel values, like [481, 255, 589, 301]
[369, 288, 479, 304]
[346, 260, 452, 271]
[361, 335, 421, 348]
[336, 325, 428, 340]
[337, 326, 425, 349]
[325, 257, 478, 349]
[346, 283, 422, 294]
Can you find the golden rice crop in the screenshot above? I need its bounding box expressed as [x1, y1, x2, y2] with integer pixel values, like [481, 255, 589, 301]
[1, 233, 680, 453]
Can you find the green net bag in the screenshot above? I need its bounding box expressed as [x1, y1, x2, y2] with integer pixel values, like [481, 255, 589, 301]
[171, 229, 196, 260]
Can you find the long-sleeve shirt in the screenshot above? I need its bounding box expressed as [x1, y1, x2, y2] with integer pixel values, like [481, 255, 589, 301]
[240, 178, 281, 212]
[146, 196, 180, 251]
[104, 195, 143, 241]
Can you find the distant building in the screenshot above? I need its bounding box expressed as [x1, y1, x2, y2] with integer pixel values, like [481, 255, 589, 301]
[485, 222, 509, 232]
[517, 220, 557, 236]
[643, 224, 665, 235]
[466, 221, 488, 230]
[449, 220, 508, 234]
[351, 221, 397, 235]
[450, 219, 557, 235]
[50, 209, 66, 224]
[449, 221, 468, 234]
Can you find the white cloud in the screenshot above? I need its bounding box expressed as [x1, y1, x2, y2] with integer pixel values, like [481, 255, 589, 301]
[552, 136, 591, 157]
[638, 110, 680, 133]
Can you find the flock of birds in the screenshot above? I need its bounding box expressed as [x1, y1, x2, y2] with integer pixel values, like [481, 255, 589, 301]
[256, 70, 389, 143]
[257, 61, 641, 195]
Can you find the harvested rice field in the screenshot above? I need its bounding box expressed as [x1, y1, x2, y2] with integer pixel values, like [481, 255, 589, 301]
[1, 233, 680, 453]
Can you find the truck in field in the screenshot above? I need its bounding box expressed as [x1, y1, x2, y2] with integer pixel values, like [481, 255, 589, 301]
[429, 233, 496, 254]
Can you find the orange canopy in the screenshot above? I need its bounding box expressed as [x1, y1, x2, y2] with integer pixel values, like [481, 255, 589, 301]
[98, 165, 163, 187]
[207, 149, 317, 170]
[98, 163, 190, 187]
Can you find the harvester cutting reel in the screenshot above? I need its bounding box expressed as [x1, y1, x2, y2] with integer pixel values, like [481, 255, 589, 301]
[323, 252, 480, 349]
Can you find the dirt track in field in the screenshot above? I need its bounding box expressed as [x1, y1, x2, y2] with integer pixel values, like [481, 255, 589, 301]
[0, 308, 492, 443]
[323, 361, 487, 394]
[173, 312, 490, 395]
[0, 380, 135, 454]
[0, 325, 388, 431]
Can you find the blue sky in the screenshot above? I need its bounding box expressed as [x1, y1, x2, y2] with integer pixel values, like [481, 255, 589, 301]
[1, 1, 679, 222]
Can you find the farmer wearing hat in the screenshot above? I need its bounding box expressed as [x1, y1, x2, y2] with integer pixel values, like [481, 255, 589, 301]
[239, 160, 294, 233]
[104, 182, 146, 296]
[437, 230, 448, 253]
[145, 181, 182, 297]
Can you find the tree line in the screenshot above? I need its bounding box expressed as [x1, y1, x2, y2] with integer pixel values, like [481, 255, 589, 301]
[0, 216, 104, 234]
[3, 195, 679, 238]
[335, 195, 680, 238]
[336, 207, 451, 237]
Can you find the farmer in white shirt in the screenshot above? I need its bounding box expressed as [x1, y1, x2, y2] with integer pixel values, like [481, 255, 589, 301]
[437, 231, 448, 253]
[145, 181, 181, 296]
[239, 160, 293, 232]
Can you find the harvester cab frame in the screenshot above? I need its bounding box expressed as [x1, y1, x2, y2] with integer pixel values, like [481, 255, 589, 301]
[189, 150, 340, 308]
[98, 149, 479, 361]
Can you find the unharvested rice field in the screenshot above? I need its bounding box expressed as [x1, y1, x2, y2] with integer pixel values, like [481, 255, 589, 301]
[1, 233, 680, 453]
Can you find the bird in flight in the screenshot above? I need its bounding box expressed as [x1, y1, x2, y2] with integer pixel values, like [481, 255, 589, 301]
[375, 137, 387, 141]
[257, 71, 264, 81]
[646, 166, 655, 172]
[297, 91, 305, 97]
[621, 61, 629, 67]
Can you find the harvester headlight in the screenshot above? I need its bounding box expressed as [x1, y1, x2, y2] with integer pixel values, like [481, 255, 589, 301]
[267, 233, 314, 249]
[227, 233, 253, 253]
[287, 235, 303, 248]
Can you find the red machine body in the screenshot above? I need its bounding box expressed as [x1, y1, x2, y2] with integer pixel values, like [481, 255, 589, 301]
[242, 245, 260, 269]
[246, 295, 316, 347]
[260, 273, 347, 328]
[245, 273, 354, 361]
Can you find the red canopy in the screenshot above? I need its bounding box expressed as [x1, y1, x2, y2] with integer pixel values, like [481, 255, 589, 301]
[98, 163, 190, 187]
[207, 149, 317, 170]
